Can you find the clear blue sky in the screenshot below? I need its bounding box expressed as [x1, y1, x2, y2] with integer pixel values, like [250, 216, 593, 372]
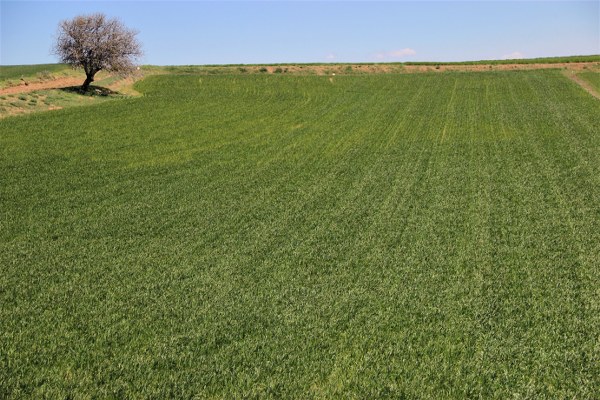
[1, 1, 598, 65]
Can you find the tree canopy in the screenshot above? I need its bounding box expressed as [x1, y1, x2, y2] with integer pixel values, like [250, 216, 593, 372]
[54, 13, 142, 90]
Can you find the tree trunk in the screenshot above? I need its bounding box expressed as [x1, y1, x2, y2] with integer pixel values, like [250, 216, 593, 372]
[81, 74, 94, 91]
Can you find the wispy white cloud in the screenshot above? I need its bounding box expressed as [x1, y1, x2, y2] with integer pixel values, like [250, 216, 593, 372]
[503, 51, 525, 60]
[374, 48, 417, 60]
[325, 53, 336, 61]
[389, 48, 417, 57]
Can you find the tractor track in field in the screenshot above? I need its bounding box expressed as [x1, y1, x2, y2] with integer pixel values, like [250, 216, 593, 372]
[562, 71, 600, 99]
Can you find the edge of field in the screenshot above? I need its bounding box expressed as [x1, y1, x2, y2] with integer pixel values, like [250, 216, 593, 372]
[1, 57, 599, 119]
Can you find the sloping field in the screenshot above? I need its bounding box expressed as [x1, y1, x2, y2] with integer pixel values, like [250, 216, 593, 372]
[0, 64, 74, 91]
[1, 71, 599, 398]
[0, 64, 69, 81]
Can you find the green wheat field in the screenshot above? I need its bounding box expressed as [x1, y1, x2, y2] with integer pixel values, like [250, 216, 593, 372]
[1, 70, 599, 398]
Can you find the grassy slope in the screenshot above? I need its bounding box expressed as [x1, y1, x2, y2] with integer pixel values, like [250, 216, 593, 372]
[1, 71, 599, 398]
[0, 88, 128, 119]
[0, 64, 70, 81]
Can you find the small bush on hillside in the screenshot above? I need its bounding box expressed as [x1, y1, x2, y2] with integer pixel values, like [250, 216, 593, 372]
[37, 71, 54, 80]
[259, 67, 268, 73]
[274, 67, 283, 74]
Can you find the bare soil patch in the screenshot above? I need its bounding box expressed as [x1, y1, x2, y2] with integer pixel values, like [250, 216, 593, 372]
[0, 77, 84, 95]
[0, 72, 141, 96]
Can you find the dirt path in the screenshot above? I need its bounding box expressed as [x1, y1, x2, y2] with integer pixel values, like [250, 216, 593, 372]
[0, 77, 84, 95]
[563, 71, 600, 99]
